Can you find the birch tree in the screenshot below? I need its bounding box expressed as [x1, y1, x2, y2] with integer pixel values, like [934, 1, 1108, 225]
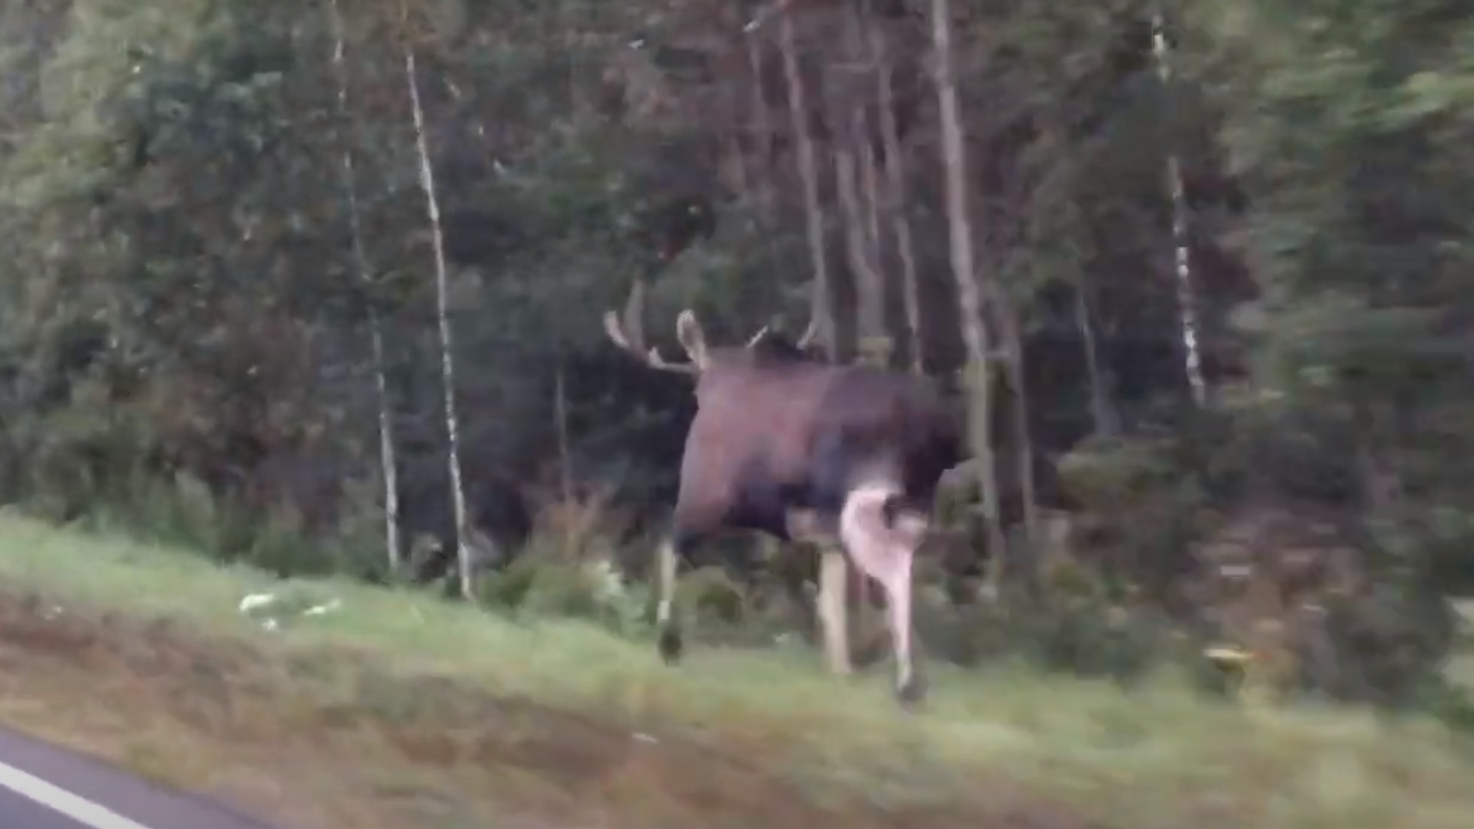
[742, 12, 776, 218]
[1075, 278, 1118, 437]
[869, 13, 924, 373]
[836, 1, 888, 367]
[401, 4, 475, 600]
[1152, 12, 1207, 408]
[325, 0, 401, 572]
[930, 0, 1007, 594]
[775, 2, 835, 356]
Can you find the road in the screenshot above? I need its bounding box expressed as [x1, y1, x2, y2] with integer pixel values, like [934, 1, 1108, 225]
[0, 725, 280, 829]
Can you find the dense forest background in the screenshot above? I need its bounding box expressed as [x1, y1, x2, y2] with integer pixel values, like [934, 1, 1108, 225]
[1, 0, 1472, 711]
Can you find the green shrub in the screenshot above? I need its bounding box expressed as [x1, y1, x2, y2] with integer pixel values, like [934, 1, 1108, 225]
[477, 537, 651, 638]
[919, 594, 1173, 684]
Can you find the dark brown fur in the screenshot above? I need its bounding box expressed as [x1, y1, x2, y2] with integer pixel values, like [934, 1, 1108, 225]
[671, 353, 963, 548]
[604, 293, 964, 699]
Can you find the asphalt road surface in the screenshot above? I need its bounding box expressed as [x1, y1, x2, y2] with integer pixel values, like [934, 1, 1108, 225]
[0, 725, 280, 829]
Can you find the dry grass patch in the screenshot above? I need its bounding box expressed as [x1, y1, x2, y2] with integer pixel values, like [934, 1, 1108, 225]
[0, 512, 1470, 829]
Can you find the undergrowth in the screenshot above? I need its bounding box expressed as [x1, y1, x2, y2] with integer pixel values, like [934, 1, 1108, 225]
[18, 468, 1474, 721]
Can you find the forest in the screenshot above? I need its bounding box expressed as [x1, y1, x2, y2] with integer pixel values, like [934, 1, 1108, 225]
[0, 0, 1472, 717]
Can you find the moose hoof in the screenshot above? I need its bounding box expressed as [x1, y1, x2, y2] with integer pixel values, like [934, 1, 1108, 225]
[658, 629, 684, 664]
[895, 674, 927, 708]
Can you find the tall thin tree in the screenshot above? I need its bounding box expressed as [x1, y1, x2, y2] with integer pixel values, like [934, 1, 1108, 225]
[401, 2, 474, 599]
[742, 14, 775, 218]
[1152, 12, 1207, 408]
[776, 1, 836, 356]
[991, 166, 1042, 559]
[930, 0, 1007, 594]
[869, 13, 924, 373]
[1075, 279, 1117, 436]
[839, 1, 888, 367]
[834, 105, 885, 364]
[325, 0, 400, 571]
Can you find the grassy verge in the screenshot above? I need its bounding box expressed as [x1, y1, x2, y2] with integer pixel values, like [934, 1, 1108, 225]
[0, 511, 1470, 829]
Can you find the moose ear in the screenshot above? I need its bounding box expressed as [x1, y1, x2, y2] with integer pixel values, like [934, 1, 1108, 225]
[675, 310, 709, 368]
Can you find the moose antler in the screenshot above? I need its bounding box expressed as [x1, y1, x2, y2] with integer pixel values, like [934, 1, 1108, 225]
[605, 278, 811, 370]
[794, 313, 818, 350]
[744, 285, 821, 351]
[743, 318, 816, 351]
[603, 279, 701, 374]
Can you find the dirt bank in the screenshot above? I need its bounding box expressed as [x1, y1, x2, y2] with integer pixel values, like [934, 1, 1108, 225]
[0, 588, 1100, 829]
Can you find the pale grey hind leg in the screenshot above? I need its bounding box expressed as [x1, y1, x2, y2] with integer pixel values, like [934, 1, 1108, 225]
[838, 485, 930, 706]
[886, 572, 926, 706]
[654, 536, 683, 662]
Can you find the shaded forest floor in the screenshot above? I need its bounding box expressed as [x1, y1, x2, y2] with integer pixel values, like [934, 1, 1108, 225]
[0, 514, 1469, 829]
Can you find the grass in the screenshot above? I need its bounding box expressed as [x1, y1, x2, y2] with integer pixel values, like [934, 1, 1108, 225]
[0, 510, 1471, 829]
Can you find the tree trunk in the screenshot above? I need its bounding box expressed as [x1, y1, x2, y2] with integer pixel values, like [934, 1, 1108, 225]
[326, 0, 400, 573]
[744, 31, 775, 219]
[778, 5, 836, 357]
[870, 15, 923, 373]
[1152, 12, 1207, 408]
[930, 0, 1007, 596]
[849, 1, 890, 367]
[996, 291, 1038, 554]
[719, 9, 751, 207]
[858, 141, 887, 363]
[1074, 279, 1119, 437]
[834, 123, 885, 363]
[554, 361, 574, 554]
[402, 13, 475, 601]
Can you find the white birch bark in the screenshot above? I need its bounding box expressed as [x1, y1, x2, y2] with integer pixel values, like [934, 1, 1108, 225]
[325, 0, 401, 572]
[401, 17, 475, 600]
[1152, 13, 1207, 408]
[930, 0, 1007, 595]
[777, 7, 836, 356]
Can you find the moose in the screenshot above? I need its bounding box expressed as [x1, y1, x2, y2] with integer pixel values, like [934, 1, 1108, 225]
[603, 280, 966, 704]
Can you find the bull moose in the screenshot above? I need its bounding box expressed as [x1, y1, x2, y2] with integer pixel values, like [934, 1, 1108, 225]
[603, 281, 965, 704]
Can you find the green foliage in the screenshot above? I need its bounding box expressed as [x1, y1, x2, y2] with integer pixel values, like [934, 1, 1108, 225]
[910, 577, 1182, 685]
[1058, 436, 1208, 597]
[477, 542, 652, 638]
[60, 470, 332, 577]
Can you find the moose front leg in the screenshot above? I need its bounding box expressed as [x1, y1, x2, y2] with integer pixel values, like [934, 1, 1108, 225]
[817, 546, 852, 676]
[654, 536, 684, 663]
[786, 510, 852, 677]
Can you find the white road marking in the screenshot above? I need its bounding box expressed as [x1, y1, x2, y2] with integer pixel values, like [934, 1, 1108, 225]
[0, 756, 153, 829]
